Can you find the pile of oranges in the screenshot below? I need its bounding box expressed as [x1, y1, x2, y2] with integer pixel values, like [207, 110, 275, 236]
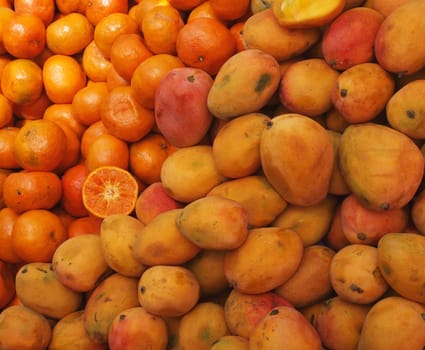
[0, 0, 251, 288]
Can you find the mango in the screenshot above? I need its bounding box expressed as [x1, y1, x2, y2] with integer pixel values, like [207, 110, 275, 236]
[339, 123, 424, 211]
[260, 114, 334, 206]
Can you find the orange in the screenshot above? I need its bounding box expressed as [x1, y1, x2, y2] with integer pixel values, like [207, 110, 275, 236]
[13, 0, 55, 26]
[176, 17, 236, 75]
[55, 0, 87, 15]
[71, 81, 108, 126]
[0, 7, 14, 55]
[54, 124, 81, 174]
[42, 54, 87, 104]
[13, 119, 67, 171]
[101, 85, 155, 142]
[0, 92, 13, 128]
[43, 103, 86, 138]
[168, 0, 204, 10]
[1, 58, 43, 105]
[106, 65, 130, 90]
[80, 119, 109, 158]
[61, 162, 90, 217]
[85, 133, 129, 171]
[85, 0, 129, 26]
[187, 0, 228, 24]
[130, 132, 177, 184]
[0, 207, 22, 263]
[46, 12, 94, 55]
[82, 165, 139, 218]
[0, 169, 10, 209]
[81, 40, 113, 82]
[110, 33, 153, 81]
[230, 21, 247, 52]
[93, 13, 139, 59]
[0, 260, 15, 308]
[13, 92, 52, 121]
[131, 53, 185, 110]
[209, 0, 250, 21]
[141, 5, 184, 55]
[132, 0, 171, 25]
[0, 127, 20, 169]
[67, 215, 103, 238]
[11, 208, 67, 262]
[2, 13, 46, 59]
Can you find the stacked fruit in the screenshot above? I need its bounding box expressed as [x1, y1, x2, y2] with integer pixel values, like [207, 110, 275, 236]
[1, 0, 425, 349]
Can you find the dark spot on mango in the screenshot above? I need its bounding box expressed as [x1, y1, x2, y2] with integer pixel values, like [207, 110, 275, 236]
[49, 264, 54, 271]
[104, 297, 112, 302]
[265, 120, 273, 129]
[380, 202, 390, 210]
[357, 232, 366, 241]
[350, 284, 364, 293]
[201, 328, 212, 341]
[21, 267, 28, 274]
[406, 109, 415, 119]
[340, 88, 348, 97]
[328, 59, 337, 68]
[381, 263, 391, 276]
[255, 74, 271, 93]
[187, 75, 195, 83]
[16, 189, 22, 196]
[119, 314, 126, 321]
[269, 308, 279, 316]
[36, 267, 48, 273]
[140, 286, 146, 294]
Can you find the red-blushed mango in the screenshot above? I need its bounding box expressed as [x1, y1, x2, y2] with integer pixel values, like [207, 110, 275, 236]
[224, 227, 303, 294]
[212, 113, 271, 179]
[208, 175, 287, 228]
[272, 194, 338, 246]
[177, 302, 229, 350]
[160, 145, 226, 203]
[279, 58, 340, 117]
[132, 208, 201, 266]
[327, 130, 350, 195]
[357, 296, 425, 350]
[272, 0, 344, 28]
[375, 0, 425, 76]
[249, 306, 322, 350]
[207, 49, 280, 120]
[0, 305, 52, 350]
[49, 310, 108, 350]
[340, 193, 409, 245]
[242, 9, 321, 61]
[274, 245, 335, 308]
[134, 182, 183, 225]
[176, 195, 249, 250]
[339, 123, 424, 211]
[15, 262, 83, 320]
[377, 232, 425, 303]
[260, 114, 334, 207]
[322, 7, 384, 71]
[185, 250, 229, 298]
[386, 79, 425, 139]
[316, 296, 371, 350]
[83, 273, 139, 344]
[224, 289, 293, 338]
[138, 265, 200, 318]
[330, 244, 389, 304]
[52, 234, 109, 292]
[108, 307, 168, 350]
[154, 67, 214, 147]
[331, 62, 394, 123]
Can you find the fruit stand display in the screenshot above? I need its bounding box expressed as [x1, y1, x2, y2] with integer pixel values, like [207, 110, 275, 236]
[1, 0, 425, 349]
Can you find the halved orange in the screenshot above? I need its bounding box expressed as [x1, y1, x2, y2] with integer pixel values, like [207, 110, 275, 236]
[82, 165, 139, 218]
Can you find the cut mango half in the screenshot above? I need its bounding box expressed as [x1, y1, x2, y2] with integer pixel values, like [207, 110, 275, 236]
[272, 0, 345, 28]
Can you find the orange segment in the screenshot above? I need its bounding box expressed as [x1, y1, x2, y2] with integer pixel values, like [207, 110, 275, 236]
[82, 165, 139, 218]
[272, 0, 345, 28]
